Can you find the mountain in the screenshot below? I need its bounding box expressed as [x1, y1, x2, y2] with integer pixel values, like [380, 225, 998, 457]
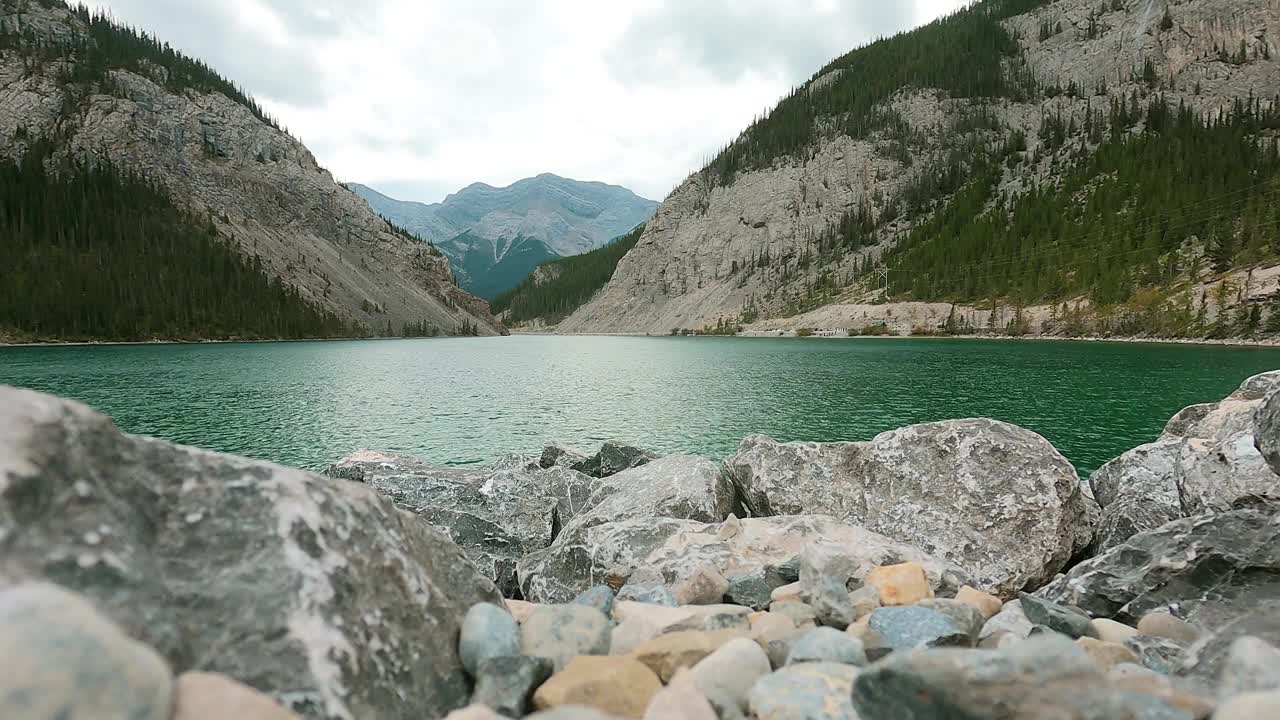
[559, 0, 1280, 341]
[0, 0, 504, 341]
[349, 175, 657, 297]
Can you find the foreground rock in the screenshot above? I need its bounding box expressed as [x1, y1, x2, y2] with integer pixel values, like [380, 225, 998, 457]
[533, 656, 661, 719]
[1036, 507, 1280, 629]
[326, 449, 597, 596]
[518, 514, 969, 604]
[748, 662, 859, 720]
[174, 672, 301, 720]
[0, 387, 502, 720]
[726, 420, 1090, 597]
[1089, 372, 1280, 552]
[0, 583, 173, 720]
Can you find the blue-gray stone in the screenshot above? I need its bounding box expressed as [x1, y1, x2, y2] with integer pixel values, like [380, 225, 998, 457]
[572, 586, 616, 619]
[725, 568, 785, 610]
[785, 627, 866, 667]
[1125, 635, 1186, 675]
[472, 655, 553, 718]
[748, 662, 859, 720]
[520, 604, 611, 670]
[616, 585, 678, 607]
[1020, 593, 1097, 640]
[459, 603, 521, 677]
[866, 606, 972, 660]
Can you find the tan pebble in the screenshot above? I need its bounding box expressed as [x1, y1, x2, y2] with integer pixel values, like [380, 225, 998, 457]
[173, 673, 299, 720]
[1136, 612, 1200, 643]
[865, 562, 933, 606]
[1109, 674, 1214, 719]
[1076, 637, 1139, 671]
[1215, 690, 1280, 720]
[1090, 618, 1139, 644]
[955, 586, 1003, 620]
[770, 582, 802, 604]
[534, 656, 662, 719]
[672, 566, 730, 606]
[443, 705, 508, 720]
[845, 615, 872, 642]
[642, 669, 718, 720]
[750, 612, 798, 646]
[630, 630, 745, 682]
[506, 599, 539, 625]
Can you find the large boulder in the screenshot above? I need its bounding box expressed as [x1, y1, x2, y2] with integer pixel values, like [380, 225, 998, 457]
[0, 387, 503, 720]
[518, 514, 970, 604]
[1255, 389, 1280, 477]
[1089, 372, 1280, 552]
[726, 420, 1088, 598]
[555, 455, 737, 538]
[326, 450, 596, 596]
[569, 442, 659, 479]
[1035, 508, 1280, 630]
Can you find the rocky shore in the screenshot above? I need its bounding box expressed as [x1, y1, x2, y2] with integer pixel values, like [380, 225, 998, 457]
[1, 372, 1279, 719]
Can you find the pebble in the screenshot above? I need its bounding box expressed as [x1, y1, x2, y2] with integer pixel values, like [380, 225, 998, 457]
[673, 566, 729, 606]
[472, 656, 554, 718]
[0, 583, 173, 720]
[641, 669, 717, 720]
[522, 605, 612, 670]
[785, 627, 867, 667]
[750, 612, 799, 646]
[533, 656, 661, 719]
[955, 586, 1003, 620]
[616, 585, 678, 607]
[724, 569, 778, 610]
[702, 611, 749, 632]
[507, 600, 540, 624]
[806, 578, 856, 629]
[444, 705, 510, 720]
[980, 599, 1033, 643]
[172, 672, 299, 720]
[798, 545, 857, 628]
[770, 582, 802, 604]
[527, 707, 624, 720]
[1137, 612, 1201, 644]
[848, 586, 881, 621]
[866, 605, 972, 660]
[1018, 593, 1097, 640]
[915, 599, 985, 644]
[748, 662, 859, 720]
[690, 637, 771, 716]
[573, 587, 617, 619]
[1091, 618, 1140, 644]
[1124, 634, 1187, 675]
[1219, 636, 1280, 698]
[770, 600, 818, 629]
[461, 603, 521, 676]
[866, 561, 933, 606]
[630, 630, 745, 682]
[1214, 690, 1280, 720]
[1075, 637, 1139, 671]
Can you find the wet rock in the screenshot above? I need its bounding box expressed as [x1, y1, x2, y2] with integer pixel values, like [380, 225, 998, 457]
[851, 635, 1189, 720]
[723, 568, 782, 610]
[865, 606, 972, 660]
[1020, 593, 1097, 640]
[673, 566, 729, 606]
[955, 585, 1003, 620]
[1138, 612, 1201, 644]
[0, 583, 173, 720]
[472, 656, 554, 718]
[630, 630, 745, 682]
[518, 514, 967, 604]
[1077, 637, 1140, 671]
[727, 421, 1090, 598]
[173, 672, 300, 720]
[689, 638, 771, 717]
[1218, 636, 1280, 698]
[616, 585, 678, 607]
[785, 627, 866, 666]
[573, 586, 617, 619]
[1126, 635, 1188, 675]
[866, 561, 934, 606]
[571, 442, 659, 479]
[0, 388, 501, 720]
[521, 605, 612, 670]
[1035, 508, 1280, 629]
[461, 603, 521, 677]
[748, 662, 859, 720]
[642, 669, 717, 720]
[533, 656, 661, 719]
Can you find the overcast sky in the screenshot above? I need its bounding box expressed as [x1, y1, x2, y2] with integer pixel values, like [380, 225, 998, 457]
[90, 0, 969, 204]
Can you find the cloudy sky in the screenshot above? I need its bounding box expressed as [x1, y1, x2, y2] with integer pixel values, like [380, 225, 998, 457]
[91, 0, 969, 204]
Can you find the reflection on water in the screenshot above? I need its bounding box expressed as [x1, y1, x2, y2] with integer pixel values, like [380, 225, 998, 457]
[3, 336, 1278, 477]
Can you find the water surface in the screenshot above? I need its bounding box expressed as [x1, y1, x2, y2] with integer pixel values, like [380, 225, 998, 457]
[3, 336, 1278, 477]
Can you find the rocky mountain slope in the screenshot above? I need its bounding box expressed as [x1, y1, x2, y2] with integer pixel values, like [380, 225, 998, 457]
[350, 176, 657, 297]
[561, 0, 1280, 338]
[0, 0, 504, 338]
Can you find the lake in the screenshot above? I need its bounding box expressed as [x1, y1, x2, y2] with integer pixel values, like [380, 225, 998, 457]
[3, 336, 1279, 477]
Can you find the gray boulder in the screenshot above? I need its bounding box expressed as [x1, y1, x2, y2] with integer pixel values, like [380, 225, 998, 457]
[555, 455, 736, 538]
[727, 420, 1089, 598]
[540, 443, 589, 471]
[517, 514, 969, 604]
[1090, 371, 1280, 552]
[1036, 508, 1280, 629]
[1256, 389, 1280, 477]
[570, 442, 658, 478]
[0, 387, 502, 720]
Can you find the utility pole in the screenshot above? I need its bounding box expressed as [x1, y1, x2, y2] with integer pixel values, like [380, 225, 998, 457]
[872, 266, 889, 294]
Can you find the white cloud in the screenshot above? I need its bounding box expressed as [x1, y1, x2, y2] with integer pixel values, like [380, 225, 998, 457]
[91, 0, 970, 203]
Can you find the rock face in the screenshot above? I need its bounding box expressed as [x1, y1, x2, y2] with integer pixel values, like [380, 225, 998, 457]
[0, 2, 503, 336]
[518, 514, 970, 605]
[1036, 508, 1280, 630]
[726, 420, 1088, 597]
[1089, 372, 1280, 552]
[326, 450, 596, 596]
[0, 387, 503, 720]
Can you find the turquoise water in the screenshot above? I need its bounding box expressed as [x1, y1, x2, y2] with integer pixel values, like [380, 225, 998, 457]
[2, 336, 1279, 477]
